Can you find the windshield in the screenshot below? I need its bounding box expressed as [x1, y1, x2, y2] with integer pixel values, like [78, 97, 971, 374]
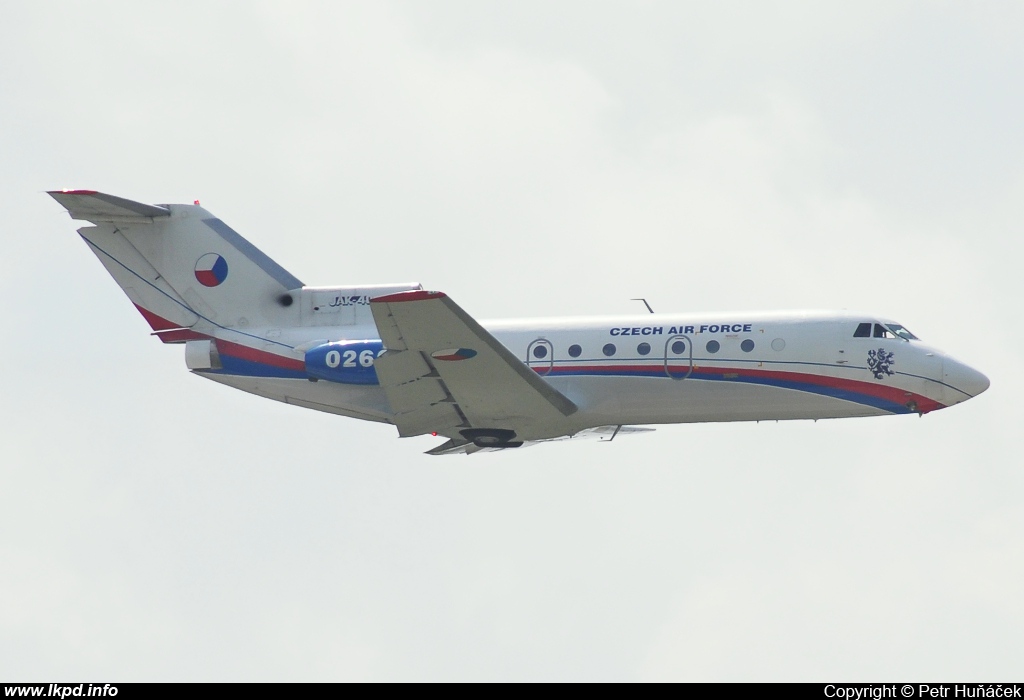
[886, 323, 919, 341]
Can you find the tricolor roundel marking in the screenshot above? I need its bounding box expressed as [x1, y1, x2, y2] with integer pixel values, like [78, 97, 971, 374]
[194, 253, 229, 287]
[430, 348, 477, 362]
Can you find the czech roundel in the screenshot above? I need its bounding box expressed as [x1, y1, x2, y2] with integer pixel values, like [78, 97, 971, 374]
[194, 253, 228, 287]
[430, 348, 478, 362]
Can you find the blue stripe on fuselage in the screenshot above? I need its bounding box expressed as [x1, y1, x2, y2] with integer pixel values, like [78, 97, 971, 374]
[206, 354, 308, 379]
[206, 356, 913, 414]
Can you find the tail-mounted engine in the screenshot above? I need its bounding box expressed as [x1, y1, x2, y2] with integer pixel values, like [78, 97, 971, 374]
[304, 340, 385, 385]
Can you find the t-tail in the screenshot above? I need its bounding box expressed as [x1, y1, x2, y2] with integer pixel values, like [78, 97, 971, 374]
[48, 190, 420, 371]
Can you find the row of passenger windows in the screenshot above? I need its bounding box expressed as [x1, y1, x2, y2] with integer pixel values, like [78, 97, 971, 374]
[534, 338, 756, 359]
[853, 322, 919, 340]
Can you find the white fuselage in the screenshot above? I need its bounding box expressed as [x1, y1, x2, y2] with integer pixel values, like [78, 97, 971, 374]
[201, 309, 988, 438]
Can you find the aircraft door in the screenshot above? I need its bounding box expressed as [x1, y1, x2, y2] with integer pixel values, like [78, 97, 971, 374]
[664, 334, 693, 380]
[527, 338, 554, 376]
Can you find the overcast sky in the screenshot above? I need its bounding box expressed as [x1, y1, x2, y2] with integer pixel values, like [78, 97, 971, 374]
[2, 1, 1022, 681]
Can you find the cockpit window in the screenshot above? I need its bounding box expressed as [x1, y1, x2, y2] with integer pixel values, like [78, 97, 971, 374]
[856, 321, 918, 340]
[886, 323, 919, 341]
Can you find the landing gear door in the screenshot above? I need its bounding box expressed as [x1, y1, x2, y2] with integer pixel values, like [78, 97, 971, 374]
[527, 338, 554, 376]
[664, 334, 693, 380]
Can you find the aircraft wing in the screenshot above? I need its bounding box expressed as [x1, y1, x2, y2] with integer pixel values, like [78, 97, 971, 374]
[369, 291, 577, 442]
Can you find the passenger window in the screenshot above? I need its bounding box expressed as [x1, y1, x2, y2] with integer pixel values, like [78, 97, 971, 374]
[671, 340, 686, 354]
[603, 343, 616, 357]
[854, 323, 871, 338]
[741, 339, 755, 352]
[637, 342, 651, 356]
[706, 340, 720, 354]
[873, 324, 892, 339]
[532, 345, 548, 359]
[568, 344, 582, 358]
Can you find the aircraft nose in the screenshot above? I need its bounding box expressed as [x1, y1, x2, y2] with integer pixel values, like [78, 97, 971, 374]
[946, 359, 990, 399]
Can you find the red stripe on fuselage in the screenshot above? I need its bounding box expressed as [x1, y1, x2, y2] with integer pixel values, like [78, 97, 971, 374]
[133, 306, 303, 370]
[215, 339, 305, 371]
[542, 363, 945, 413]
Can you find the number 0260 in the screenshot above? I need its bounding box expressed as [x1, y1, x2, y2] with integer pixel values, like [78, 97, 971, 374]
[324, 349, 380, 369]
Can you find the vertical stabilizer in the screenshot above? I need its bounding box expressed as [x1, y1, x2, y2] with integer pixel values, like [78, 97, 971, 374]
[50, 191, 305, 342]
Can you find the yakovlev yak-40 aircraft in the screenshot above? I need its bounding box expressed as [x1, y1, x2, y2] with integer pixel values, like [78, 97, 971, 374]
[50, 190, 990, 455]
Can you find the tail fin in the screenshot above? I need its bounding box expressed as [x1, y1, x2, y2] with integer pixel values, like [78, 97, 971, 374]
[49, 190, 304, 343]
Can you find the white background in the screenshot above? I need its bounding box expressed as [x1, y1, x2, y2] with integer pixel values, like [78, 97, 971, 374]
[1, 1, 1020, 680]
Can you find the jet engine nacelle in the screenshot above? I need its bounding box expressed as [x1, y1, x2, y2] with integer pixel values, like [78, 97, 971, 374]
[305, 340, 384, 385]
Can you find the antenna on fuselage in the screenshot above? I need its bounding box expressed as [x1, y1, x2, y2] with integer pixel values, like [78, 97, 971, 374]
[631, 298, 654, 314]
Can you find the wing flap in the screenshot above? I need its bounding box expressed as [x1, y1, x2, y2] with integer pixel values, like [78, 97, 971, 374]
[386, 377, 450, 414]
[394, 402, 465, 438]
[375, 350, 434, 387]
[425, 438, 484, 456]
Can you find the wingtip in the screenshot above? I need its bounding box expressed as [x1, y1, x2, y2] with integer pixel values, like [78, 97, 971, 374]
[48, 189, 99, 196]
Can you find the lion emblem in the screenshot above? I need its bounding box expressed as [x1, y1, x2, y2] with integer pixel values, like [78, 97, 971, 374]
[867, 348, 895, 380]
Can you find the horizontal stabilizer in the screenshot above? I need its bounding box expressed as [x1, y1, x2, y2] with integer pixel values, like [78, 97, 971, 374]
[48, 190, 170, 223]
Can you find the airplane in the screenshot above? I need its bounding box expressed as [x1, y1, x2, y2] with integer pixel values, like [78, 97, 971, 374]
[49, 190, 990, 455]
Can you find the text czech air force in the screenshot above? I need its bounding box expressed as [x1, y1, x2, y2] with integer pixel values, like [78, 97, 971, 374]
[609, 323, 754, 336]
